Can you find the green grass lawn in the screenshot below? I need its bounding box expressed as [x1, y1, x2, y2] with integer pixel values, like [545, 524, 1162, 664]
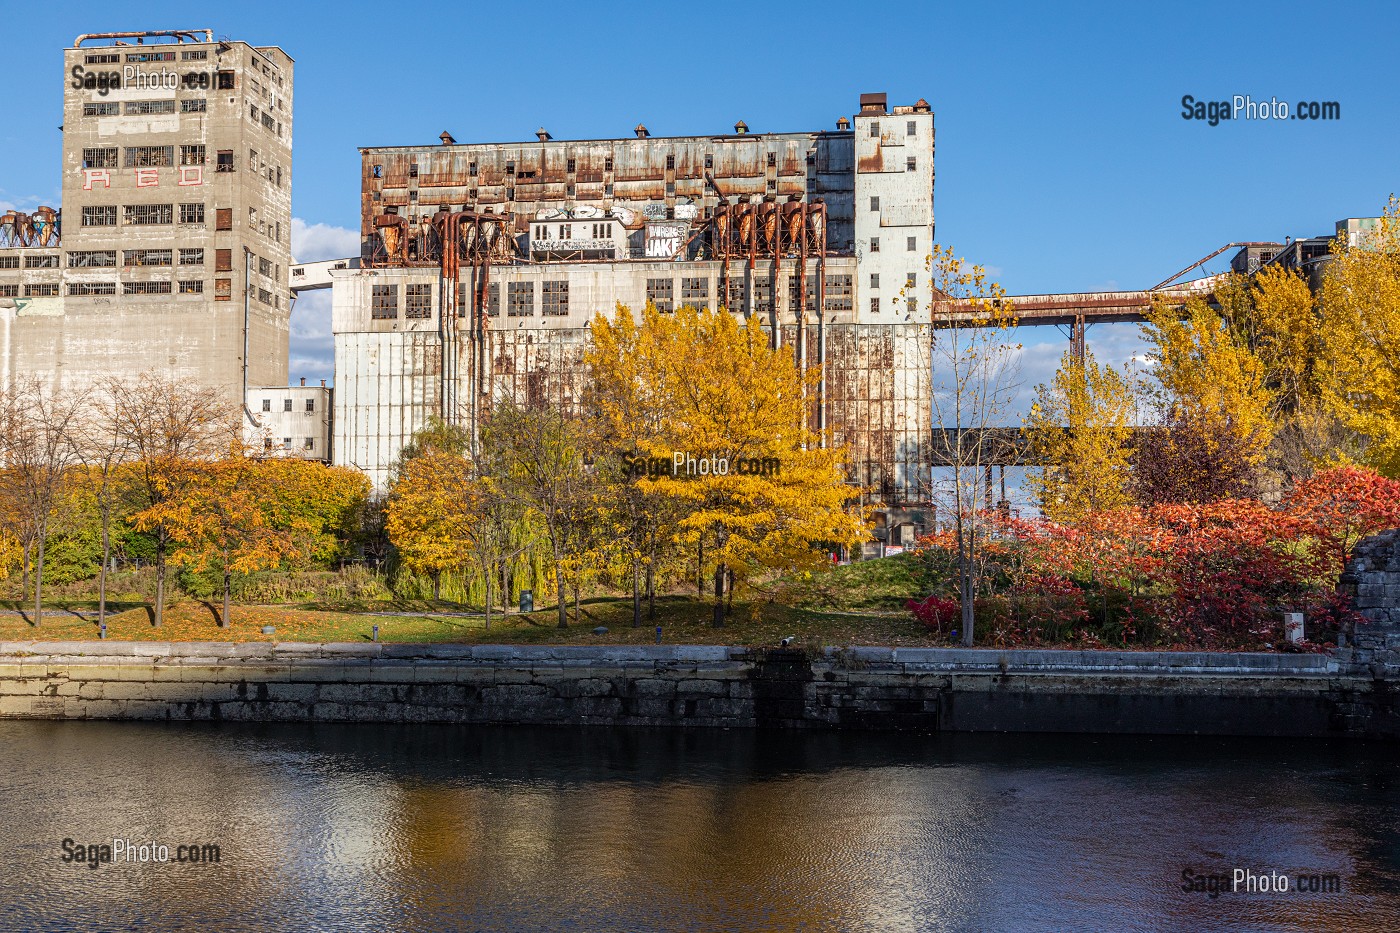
[0, 555, 933, 647]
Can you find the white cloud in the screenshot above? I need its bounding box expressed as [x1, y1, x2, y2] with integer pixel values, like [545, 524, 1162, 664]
[288, 288, 334, 385]
[290, 218, 359, 264]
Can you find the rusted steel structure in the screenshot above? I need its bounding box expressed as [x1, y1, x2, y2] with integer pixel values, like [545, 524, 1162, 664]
[0, 208, 61, 249]
[335, 93, 938, 525]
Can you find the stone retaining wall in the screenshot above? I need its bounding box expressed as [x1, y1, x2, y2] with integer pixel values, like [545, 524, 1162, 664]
[0, 642, 1386, 738]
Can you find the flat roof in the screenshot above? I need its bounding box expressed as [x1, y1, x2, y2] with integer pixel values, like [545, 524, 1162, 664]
[359, 129, 855, 155]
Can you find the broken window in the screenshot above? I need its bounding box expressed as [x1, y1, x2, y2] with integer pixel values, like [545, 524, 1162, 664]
[125, 100, 176, 116]
[124, 204, 174, 225]
[179, 248, 205, 266]
[125, 146, 174, 168]
[181, 99, 207, 113]
[542, 280, 569, 316]
[646, 278, 674, 313]
[123, 249, 172, 267]
[179, 203, 205, 225]
[824, 274, 853, 312]
[371, 284, 398, 319]
[680, 277, 709, 308]
[123, 281, 173, 295]
[507, 281, 534, 316]
[216, 151, 234, 173]
[68, 250, 117, 268]
[405, 284, 432, 319]
[69, 282, 117, 296]
[83, 103, 119, 116]
[81, 206, 117, 227]
[178, 280, 204, 294]
[180, 145, 206, 166]
[82, 148, 118, 169]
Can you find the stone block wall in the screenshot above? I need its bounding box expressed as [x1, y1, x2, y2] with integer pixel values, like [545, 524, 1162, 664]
[0, 642, 1382, 737]
[1338, 529, 1400, 677]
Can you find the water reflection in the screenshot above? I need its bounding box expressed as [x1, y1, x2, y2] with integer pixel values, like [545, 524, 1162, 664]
[2, 722, 1398, 931]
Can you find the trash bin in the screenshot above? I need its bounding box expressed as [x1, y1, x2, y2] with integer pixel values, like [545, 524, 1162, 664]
[519, 590, 534, 613]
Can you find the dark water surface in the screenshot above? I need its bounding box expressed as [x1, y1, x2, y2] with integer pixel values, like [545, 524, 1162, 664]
[1, 721, 1398, 932]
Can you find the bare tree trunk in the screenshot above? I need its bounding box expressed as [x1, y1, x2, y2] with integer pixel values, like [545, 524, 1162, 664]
[632, 560, 641, 628]
[222, 568, 231, 628]
[33, 521, 46, 626]
[646, 562, 655, 620]
[432, 571, 441, 602]
[21, 543, 29, 604]
[484, 567, 492, 631]
[697, 540, 704, 598]
[98, 508, 111, 628]
[573, 581, 580, 623]
[154, 541, 165, 628]
[712, 561, 726, 628]
[555, 556, 567, 628]
[726, 569, 735, 612]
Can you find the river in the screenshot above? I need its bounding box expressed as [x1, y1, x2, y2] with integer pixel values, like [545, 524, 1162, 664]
[1, 722, 1397, 931]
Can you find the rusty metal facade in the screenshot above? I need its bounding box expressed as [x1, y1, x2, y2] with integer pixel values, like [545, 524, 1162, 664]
[336, 97, 942, 515]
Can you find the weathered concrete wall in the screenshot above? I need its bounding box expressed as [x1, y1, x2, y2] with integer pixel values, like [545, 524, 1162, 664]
[0, 642, 1386, 738]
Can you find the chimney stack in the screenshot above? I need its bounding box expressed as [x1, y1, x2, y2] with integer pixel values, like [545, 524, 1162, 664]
[299, 377, 306, 387]
[536, 127, 552, 141]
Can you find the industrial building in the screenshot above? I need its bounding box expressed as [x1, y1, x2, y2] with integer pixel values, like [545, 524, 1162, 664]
[0, 28, 294, 415]
[331, 92, 939, 533]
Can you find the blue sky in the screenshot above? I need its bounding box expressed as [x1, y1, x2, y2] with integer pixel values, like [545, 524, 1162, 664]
[2, 0, 1395, 388]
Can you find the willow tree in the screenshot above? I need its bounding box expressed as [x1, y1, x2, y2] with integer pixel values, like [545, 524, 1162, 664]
[1025, 348, 1135, 523]
[925, 246, 1021, 646]
[587, 303, 867, 627]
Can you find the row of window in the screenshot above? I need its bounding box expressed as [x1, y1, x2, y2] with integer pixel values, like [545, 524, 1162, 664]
[869, 120, 923, 137]
[78, 205, 281, 242]
[82, 49, 210, 64]
[867, 273, 919, 290]
[868, 236, 921, 253]
[261, 397, 318, 413]
[367, 274, 859, 319]
[247, 103, 285, 139]
[264, 437, 318, 452]
[0, 279, 285, 305]
[0, 254, 58, 269]
[81, 146, 283, 186]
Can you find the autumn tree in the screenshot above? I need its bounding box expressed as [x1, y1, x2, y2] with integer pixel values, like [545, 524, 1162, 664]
[158, 457, 298, 626]
[1138, 295, 1273, 502]
[586, 304, 866, 627]
[253, 459, 370, 567]
[1317, 197, 1400, 477]
[1025, 348, 1135, 522]
[385, 449, 479, 601]
[925, 246, 1021, 645]
[75, 382, 136, 627]
[113, 377, 242, 627]
[0, 379, 87, 624]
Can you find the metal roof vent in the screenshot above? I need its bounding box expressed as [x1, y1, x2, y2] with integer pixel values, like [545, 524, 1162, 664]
[836, 116, 851, 130]
[635, 123, 649, 138]
[734, 120, 749, 134]
[536, 127, 552, 142]
[913, 98, 931, 113]
[859, 92, 887, 115]
[439, 130, 456, 145]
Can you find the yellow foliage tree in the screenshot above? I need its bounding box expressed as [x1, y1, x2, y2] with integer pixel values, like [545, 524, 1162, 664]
[587, 303, 867, 627]
[385, 449, 480, 601]
[1025, 349, 1135, 522]
[1318, 197, 1400, 476]
[1142, 295, 1274, 485]
[157, 456, 300, 627]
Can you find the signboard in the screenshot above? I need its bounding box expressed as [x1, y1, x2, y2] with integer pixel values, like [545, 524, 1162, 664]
[644, 221, 688, 259]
